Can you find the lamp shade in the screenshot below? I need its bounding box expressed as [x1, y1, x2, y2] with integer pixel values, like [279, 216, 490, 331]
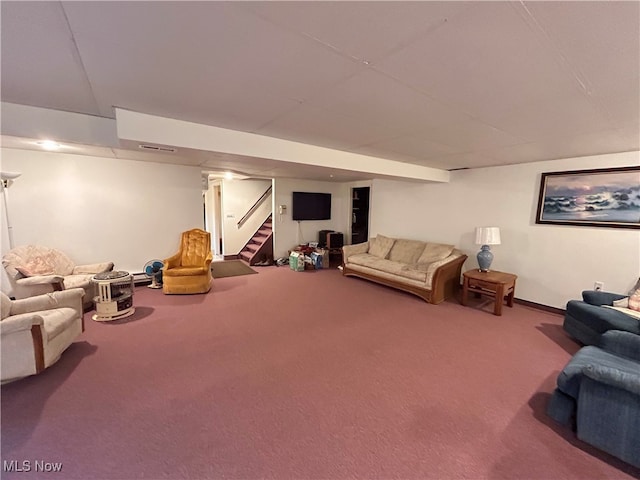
[475, 227, 501, 246]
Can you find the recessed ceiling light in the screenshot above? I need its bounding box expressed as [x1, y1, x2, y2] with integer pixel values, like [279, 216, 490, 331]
[36, 140, 61, 151]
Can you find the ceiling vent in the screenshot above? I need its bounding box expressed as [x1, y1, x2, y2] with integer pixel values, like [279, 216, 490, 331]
[138, 144, 177, 153]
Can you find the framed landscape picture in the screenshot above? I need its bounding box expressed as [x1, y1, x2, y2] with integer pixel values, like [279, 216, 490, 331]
[535, 166, 640, 229]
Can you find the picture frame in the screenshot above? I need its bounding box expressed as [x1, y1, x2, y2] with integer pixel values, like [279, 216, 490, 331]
[535, 166, 640, 229]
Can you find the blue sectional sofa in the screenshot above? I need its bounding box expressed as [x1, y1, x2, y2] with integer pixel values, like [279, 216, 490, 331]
[563, 290, 640, 346]
[547, 330, 640, 469]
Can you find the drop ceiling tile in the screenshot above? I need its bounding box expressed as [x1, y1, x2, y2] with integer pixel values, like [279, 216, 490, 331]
[375, 2, 582, 120]
[427, 151, 500, 170]
[362, 133, 463, 160]
[0, 2, 98, 115]
[490, 89, 617, 142]
[305, 69, 474, 133]
[523, 1, 640, 90]
[592, 76, 640, 129]
[483, 128, 640, 165]
[62, 2, 358, 126]
[421, 119, 524, 151]
[244, 2, 473, 64]
[257, 105, 400, 152]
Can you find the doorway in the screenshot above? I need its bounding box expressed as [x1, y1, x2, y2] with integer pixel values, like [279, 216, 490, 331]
[350, 187, 370, 245]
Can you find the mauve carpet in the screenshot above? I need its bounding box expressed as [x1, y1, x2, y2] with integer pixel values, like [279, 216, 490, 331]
[2, 267, 639, 480]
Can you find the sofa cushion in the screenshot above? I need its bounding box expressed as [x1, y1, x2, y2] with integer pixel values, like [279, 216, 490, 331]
[388, 239, 426, 264]
[348, 254, 427, 282]
[417, 243, 454, 264]
[63, 274, 93, 290]
[368, 235, 395, 259]
[40, 307, 79, 341]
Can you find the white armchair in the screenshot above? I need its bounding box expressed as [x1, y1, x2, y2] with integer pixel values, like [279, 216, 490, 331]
[1, 288, 85, 384]
[2, 245, 114, 308]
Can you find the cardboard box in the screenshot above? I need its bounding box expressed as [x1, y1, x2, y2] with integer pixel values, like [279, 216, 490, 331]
[289, 251, 305, 272]
[310, 251, 323, 269]
[314, 248, 330, 268]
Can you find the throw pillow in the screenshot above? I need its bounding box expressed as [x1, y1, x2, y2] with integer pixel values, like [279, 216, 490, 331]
[15, 265, 54, 277]
[417, 243, 454, 264]
[628, 278, 640, 312]
[368, 235, 395, 259]
[613, 297, 630, 308]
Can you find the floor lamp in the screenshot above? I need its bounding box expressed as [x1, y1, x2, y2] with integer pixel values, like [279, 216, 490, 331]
[1, 172, 21, 249]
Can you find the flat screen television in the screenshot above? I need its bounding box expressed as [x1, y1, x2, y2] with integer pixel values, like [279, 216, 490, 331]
[292, 192, 331, 221]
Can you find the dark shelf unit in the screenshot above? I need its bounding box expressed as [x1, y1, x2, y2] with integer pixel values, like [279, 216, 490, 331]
[351, 187, 370, 245]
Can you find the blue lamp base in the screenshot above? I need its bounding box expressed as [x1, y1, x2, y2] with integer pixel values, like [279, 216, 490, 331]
[477, 245, 494, 272]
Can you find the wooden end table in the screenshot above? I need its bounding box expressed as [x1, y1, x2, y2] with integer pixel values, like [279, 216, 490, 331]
[461, 269, 517, 316]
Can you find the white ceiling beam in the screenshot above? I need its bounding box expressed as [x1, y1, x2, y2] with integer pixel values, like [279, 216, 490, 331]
[115, 108, 450, 183]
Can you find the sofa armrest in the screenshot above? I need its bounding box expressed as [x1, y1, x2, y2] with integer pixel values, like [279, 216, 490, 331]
[583, 364, 640, 396]
[16, 275, 64, 287]
[72, 262, 114, 274]
[342, 242, 369, 260]
[9, 288, 85, 316]
[426, 252, 468, 304]
[599, 330, 640, 362]
[582, 290, 627, 306]
[0, 313, 45, 335]
[426, 252, 466, 288]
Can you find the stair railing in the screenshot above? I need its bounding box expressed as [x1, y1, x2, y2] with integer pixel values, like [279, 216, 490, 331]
[237, 185, 272, 229]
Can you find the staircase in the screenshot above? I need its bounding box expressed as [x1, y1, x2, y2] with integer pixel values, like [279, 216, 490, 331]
[238, 215, 273, 266]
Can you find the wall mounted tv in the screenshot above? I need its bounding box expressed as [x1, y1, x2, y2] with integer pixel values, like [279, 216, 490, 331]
[292, 192, 331, 221]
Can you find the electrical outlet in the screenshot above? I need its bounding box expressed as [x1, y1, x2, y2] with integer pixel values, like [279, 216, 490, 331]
[594, 281, 604, 291]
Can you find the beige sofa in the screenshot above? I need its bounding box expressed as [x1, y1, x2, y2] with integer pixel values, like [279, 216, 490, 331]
[341, 235, 467, 304]
[2, 245, 114, 309]
[1, 288, 85, 384]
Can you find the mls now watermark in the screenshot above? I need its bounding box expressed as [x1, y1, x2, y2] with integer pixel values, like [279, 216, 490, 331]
[3, 460, 63, 473]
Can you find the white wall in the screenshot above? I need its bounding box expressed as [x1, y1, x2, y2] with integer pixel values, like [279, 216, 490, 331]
[220, 178, 272, 255]
[0, 148, 203, 294]
[370, 151, 640, 309]
[272, 179, 349, 258]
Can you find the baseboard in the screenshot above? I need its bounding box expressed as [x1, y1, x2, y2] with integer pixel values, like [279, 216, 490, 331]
[513, 297, 565, 316]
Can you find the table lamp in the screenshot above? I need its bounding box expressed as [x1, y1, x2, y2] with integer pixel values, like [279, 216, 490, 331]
[475, 227, 501, 272]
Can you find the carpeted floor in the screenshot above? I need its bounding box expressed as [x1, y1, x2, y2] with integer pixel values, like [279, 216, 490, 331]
[211, 259, 257, 278]
[2, 267, 639, 479]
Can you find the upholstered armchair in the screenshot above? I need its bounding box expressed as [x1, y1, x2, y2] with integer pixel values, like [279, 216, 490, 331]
[2, 245, 114, 309]
[1, 288, 85, 384]
[163, 229, 213, 295]
[547, 330, 640, 468]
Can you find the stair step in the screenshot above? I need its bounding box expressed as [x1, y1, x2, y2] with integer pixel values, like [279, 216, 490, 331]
[239, 251, 253, 261]
[246, 244, 260, 252]
[257, 229, 271, 236]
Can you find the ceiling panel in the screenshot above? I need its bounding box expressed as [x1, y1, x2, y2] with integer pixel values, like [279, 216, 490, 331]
[375, 2, 583, 121]
[360, 133, 463, 161]
[244, 1, 474, 64]
[421, 119, 524, 151]
[489, 89, 616, 142]
[257, 105, 400, 151]
[1, 1, 638, 178]
[304, 69, 474, 134]
[0, 2, 98, 114]
[524, 1, 640, 89]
